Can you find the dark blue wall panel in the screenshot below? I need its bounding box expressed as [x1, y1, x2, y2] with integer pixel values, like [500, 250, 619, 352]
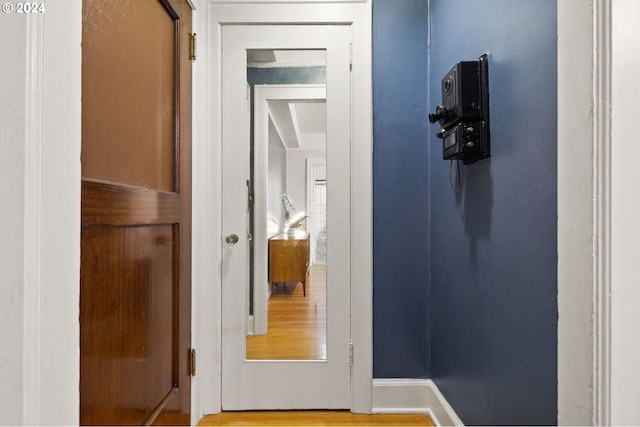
[428, 0, 557, 425]
[372, 0, 430, 378]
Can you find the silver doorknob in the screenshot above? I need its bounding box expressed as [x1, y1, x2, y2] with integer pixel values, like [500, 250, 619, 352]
[225, 234, 239, 245]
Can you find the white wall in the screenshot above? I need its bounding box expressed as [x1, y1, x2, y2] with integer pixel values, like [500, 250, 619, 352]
[611, 1, 640, 424]
[0, 14, 27, 427]
[286, 148, 325, 214]
[0, 3, 82, 425]
[268, 117, 287, 235]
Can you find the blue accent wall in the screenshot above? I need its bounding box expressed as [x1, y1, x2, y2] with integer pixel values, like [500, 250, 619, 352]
[428, 1, 557, 425]
[372, 0, 431, 378]
[372, 0, 557, 423]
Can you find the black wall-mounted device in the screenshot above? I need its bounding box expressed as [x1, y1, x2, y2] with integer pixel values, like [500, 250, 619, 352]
[428, 54, 490, 164]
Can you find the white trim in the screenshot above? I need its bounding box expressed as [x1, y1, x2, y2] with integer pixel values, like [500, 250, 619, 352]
[345, 1, 373, 414]
[593, 0, 612, 425]
[191, 0, 220, 421]
[557, 0, 612, 425]
[22, 13, 45, 426]
[198, 0, 372, 416]
[371, 379, 463, 427]
[38, 1, 82, 424]
[426, 381, 465, 427]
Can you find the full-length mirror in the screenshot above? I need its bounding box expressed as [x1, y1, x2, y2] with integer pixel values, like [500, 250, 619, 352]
[245, 49, 327, 360]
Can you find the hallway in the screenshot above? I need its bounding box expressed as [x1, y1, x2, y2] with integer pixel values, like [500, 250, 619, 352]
[5, 0, 640, 425]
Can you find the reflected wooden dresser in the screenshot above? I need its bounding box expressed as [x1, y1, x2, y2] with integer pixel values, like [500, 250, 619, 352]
[268, 233, 310, 296]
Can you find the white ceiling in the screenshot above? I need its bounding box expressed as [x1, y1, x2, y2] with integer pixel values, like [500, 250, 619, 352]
[268, 99, 326, 150]
[250, 49, 327, 150]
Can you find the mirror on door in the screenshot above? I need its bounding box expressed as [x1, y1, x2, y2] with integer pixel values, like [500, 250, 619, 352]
[245, 49, 328, 361]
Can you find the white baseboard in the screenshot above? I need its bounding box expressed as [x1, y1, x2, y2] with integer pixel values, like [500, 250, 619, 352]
[371, 379, 464, 426]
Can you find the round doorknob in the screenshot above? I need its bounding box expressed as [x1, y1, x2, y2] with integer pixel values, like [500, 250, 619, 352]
[225, 234, 239, 245]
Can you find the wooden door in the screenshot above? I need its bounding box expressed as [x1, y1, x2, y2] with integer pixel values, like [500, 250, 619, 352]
[80, 0, 192, 424]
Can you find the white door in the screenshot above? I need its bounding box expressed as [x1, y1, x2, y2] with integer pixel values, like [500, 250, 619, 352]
[221, 25, 352, 410]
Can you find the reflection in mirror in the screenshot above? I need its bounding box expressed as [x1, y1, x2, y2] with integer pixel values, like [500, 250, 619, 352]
[245, 49, 328, 361]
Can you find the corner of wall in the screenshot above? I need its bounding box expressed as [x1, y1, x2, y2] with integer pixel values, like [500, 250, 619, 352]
[372, 379, 464, 426]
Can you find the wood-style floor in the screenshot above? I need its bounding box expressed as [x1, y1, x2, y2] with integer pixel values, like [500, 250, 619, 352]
[246, 265, 327, 360]
[198, 410, 435, 426]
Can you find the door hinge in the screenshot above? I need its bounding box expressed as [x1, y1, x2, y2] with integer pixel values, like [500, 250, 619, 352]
[349, 43, 353, 71]
[247, 180, 254, 207]
[349, 342, 354, 367]
[188, 348, 196, 376]
[189, 33, 197, 61]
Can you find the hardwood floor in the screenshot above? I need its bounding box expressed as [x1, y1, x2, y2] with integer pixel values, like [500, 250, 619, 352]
[246, 265, 327, 360]
[198, 410, 435, 426]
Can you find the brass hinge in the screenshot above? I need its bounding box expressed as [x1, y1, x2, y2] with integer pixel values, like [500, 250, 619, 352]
[189, 33, 197, 61]
[188, 348, 196, 376]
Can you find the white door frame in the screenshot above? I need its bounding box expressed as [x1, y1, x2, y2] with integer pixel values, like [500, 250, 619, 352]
[191, 0, 373, 416]
[557, 1, 612, 425]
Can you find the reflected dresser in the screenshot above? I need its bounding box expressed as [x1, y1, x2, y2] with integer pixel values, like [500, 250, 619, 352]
[268, 233, 310, 297]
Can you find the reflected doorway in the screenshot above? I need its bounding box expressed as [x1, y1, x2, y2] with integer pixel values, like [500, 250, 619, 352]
[244, 51, 328, 361]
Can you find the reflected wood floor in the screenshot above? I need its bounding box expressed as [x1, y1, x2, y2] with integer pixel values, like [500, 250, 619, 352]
[246, 265, 327, 360]
[198, 410, 435, 426]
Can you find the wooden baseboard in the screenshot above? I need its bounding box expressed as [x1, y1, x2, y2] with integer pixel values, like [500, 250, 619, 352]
[371, 379, 464, 426]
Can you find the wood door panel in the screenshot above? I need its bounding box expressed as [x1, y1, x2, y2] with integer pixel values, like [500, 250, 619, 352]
[81, 179, 180, 227]
[80, 225, 175, 425]
[82, 0, 177, 192]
